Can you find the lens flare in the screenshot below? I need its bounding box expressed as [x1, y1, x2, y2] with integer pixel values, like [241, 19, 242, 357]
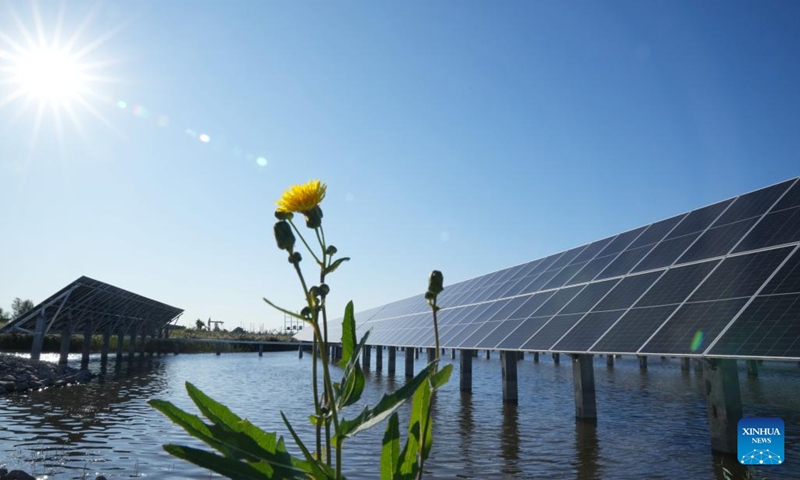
[690, 330, 704, 353]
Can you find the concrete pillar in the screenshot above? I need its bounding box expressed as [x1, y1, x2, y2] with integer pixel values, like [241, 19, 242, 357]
[533, 352, 539, 363]
[30, 310, 46, 361]
[501, 351, 518, 405]
[638, 356, 647, 371]
[216, 343, 221, 356]
[59, 323, 72, 372]
[116, 327, 125, 359]
[460, 349, 473, 393]
[362, 345, 371, 371]
[703, 359, 742, 454]
[607, 355, 614, 368]
[139, 327, 147, 356]
[258, 344, 263, 357]
[375, 346, 382, 373]
[427, 347, 436, 363]
[746, 360, 758, 377]
[572, 354, 597, 421]
[388, 346, 396, 375]
[518, 351, 524, 361]
[485, 350, 491, 360]
[553, 353, 560, 364]
[101, 325, 111, 363]
[405, 347, 414, 378]
[128, 327, 137, 358]
[450, 348, 456, 360]
[681, 358, 690, 372]
[298, 344, 303, 358]
[414, 348, 419, 360]
[81, 320, 93, 370]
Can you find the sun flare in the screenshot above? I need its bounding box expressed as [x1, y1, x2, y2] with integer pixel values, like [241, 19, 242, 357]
[9, 46, 87, 103]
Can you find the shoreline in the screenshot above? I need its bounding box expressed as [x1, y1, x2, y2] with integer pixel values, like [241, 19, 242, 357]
[0, 353, 93, 396]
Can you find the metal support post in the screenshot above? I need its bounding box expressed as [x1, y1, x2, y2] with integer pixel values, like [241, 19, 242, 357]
[501, 351, 518, 405]
[460, 349, 473, 393]
[388, 346, 396, 375]
[405, 347, 414, 378]
[572, 354, 597, 421]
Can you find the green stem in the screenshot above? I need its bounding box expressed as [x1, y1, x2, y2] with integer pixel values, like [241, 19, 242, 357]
[417, 296, 441, 480]
[288, 219, 323, 265]
[289, 257, 323, 463]
[312, 321, 342, 479]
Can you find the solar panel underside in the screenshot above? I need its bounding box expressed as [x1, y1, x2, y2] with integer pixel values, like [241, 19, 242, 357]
[346, 177, 800, 360]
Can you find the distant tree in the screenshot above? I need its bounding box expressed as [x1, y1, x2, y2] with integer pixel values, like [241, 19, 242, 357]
[195, 319, 206, 330]
[0, 307, 10, 323]
[11, 298, 35, 318]
[231, 327, 245, 335]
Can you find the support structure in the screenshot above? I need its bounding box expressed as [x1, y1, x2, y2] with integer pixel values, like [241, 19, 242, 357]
[258, 344, 263, 357]
[485, 350, 491, 360]
[139, 327, 147, 356]
[703, 359, 742, 454]
[128, 327, 137, 358]
[375, 346, 382, 373]
[414, 348, 419, 360]
[298, 345, 303, 359]
[572, 354, 597, 421]
[387, 346, 396, 375]
[405, 347, 414, 378]
[59, 323, 72, 373]
[460, 349, 473, 393]
[518, 351, 524, 360]
[362, 345, 371, 371]
[681, 358, 691, 372]
[101, 325, 112, 363]
[607, 355, 614, 368]
[553, 353, 560, 364]
[450, 348, 456, 360]
[81, 320, 93, 370]
[501, 351, 518, 405]
[533, 352, 539, 363]
[30, 310, 47, 361]
[638, 356, 648, 371]
[116, 326, 125, 359]
[216, 343, 222, 356]
[427, 347, 436, 363]
[746, 360, 758, 377]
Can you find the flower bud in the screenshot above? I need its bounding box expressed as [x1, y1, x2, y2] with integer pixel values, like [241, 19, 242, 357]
[309, 286, 321, 298]
[289, 252, 302, 264]
[319, 283, 330, 296]
[304, 206, 323, 229]
[301, 307, 311, 318]
[273, 221, 295, 251]
[427, 270, 444, 297]
[326, 245, 338, 255]
[274, 210, 294, 221]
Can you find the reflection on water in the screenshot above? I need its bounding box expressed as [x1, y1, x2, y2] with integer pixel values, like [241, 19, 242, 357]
[1, 352, 799, 479]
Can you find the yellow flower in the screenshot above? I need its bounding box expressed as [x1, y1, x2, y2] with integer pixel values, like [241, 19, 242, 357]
[276, 180, 327, 214]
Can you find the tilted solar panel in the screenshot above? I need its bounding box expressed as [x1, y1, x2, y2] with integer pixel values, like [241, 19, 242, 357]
[319, 177, 800, 360]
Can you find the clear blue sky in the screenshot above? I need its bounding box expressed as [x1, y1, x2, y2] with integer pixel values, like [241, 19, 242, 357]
[1, 1, 798, 331]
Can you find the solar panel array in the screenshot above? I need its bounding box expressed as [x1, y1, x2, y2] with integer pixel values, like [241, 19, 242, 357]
[313, 177, 800, 360]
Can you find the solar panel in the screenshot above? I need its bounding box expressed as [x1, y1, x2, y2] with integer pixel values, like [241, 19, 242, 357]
[666, 200, 732, 239]
[714, 179, 794, 226]
[522, 313, 586, 350]
[708, 295, 800, 358]
[640, 298, 749, 355]
[734, 207, 800, 253]
[559, 279, 620, 315]
[635, 260, 719, 307]
[590, 305, 678, 354]
[552, 310, 627, 352]
[334, 177, 800, 360]
[596, 245, 654, 279]
[677, 218, 758, 264]
[632, 232, 701, 273]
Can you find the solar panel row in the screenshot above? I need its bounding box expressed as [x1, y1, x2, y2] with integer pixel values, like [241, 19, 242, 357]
[324, 177, 800, 360]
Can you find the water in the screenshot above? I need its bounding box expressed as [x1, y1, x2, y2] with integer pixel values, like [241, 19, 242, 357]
[1, 351, 799, 479]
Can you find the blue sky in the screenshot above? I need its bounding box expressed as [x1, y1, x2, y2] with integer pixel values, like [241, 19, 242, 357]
[1, 1, 798, 331]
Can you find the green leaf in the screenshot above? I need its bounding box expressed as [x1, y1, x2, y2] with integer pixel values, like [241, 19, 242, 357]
[281, 411, 336, 479]
[150, 393, 305, 477]
[431, 364, 453, 389]
[324, 257, 350, 276]
[338, 361, 439, 440]
[380, 413, 401, 480]
[334, 327, 370, 410]
[162, 444, 270, 480]
[339, 301, 357, 366]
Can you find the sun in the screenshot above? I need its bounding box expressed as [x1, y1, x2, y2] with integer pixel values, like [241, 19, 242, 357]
[7, 45, 87, 103]
[0, 2, 121, 150]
